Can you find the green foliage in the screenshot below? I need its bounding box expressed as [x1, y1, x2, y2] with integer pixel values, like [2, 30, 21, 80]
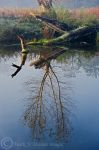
[0, 17, 43, 43]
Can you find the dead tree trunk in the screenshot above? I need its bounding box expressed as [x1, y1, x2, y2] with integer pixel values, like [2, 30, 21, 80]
[27, 26, 97, 46]
[30, 13, 97, 46]
[37, 0, 53, 9]
[35, 15, 74, 31]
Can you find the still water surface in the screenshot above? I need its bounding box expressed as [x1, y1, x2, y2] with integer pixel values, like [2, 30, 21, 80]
[0, 46, 99, 150]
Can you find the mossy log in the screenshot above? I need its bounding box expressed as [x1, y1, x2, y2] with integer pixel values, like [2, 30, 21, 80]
[27, 26, 97, 46]
[30, 12, 97, 46]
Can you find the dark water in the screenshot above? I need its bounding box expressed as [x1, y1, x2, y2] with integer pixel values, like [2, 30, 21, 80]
[0, 46, 99, 150]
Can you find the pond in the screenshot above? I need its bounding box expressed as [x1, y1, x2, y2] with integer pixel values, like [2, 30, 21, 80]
[0, 45, 99, 150]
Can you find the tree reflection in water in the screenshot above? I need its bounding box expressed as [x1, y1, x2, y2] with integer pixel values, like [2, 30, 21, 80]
[23, 52, 72, 142]
[11, 41, 72, 142]
[11, 40, 99, 142]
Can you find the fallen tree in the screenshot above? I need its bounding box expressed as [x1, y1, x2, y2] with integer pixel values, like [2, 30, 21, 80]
[35, 15, 74, 31]
[27, 25, 97, 46]
[27, 12, 98, 46]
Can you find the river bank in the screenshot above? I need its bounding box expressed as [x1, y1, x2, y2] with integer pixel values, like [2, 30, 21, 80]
[0, 7, 99, 45]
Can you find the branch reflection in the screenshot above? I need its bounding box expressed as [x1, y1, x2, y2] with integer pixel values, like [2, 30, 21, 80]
[11, 39, 73, 142]
[23, 49, 72, 142]
[11, 40, 99, 142]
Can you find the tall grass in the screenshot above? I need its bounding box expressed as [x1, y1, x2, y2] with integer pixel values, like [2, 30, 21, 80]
[55, 7, 99, 27]
[0, 7, 99, 18]
[73, 7, 99, 18]
[0, 8, 34, 17]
